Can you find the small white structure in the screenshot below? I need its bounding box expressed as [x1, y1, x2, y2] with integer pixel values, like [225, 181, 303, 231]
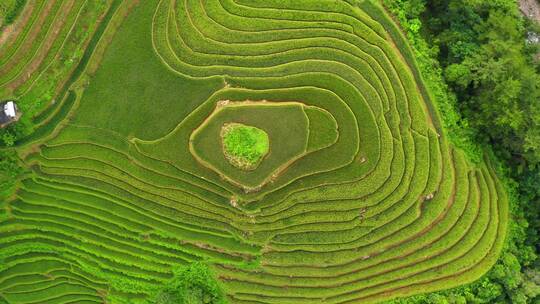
[4, 101, 16, 118]
[0, 100, 20, 128]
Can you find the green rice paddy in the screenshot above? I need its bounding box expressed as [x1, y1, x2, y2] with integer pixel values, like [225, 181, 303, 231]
[0, 0, 508, 303]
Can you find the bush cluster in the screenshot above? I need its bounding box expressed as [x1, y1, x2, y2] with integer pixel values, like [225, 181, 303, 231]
[152, 263, 227, 304]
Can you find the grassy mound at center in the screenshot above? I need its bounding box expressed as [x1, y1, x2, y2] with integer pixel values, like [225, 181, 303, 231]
[221, 123, 269, 170]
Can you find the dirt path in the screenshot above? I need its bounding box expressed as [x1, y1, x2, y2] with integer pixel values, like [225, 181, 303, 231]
[519, 0, 540, 23]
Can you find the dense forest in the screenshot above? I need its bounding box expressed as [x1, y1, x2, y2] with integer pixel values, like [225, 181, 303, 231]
[384, 0, 540, 303]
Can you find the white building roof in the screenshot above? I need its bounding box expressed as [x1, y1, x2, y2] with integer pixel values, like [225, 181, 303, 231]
[4, 101, 16, 118]
[4, 101, 17, 118]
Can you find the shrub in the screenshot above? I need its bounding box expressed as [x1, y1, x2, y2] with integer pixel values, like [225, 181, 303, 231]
[153, 263, 227, 304]
[221, 123, 269, 170]
[0, 149, 23, 199]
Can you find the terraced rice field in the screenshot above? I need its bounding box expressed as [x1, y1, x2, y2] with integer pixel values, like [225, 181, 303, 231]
[0, 0, 508, 303]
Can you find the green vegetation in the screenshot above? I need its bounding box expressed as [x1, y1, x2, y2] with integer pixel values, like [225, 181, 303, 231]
[221, 123, 269, 171]
[0, 150, 24, 199]
[187, 101, 311, 191]
[186, 101, 337, 193]
[153, 263, 226, 304]
[384, 0, 540, 302]
[304, 106, 340, 153]
[0, 0, 530, 303]
[0, 0, 26, 27]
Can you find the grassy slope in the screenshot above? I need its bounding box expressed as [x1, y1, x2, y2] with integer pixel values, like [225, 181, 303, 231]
[305, 106, 339, 153]
[71, 0, 222, 141]
[0, 0, 26, 27]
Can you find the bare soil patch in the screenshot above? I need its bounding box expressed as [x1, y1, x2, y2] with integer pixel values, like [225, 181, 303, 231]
[520, 0, 540, 22]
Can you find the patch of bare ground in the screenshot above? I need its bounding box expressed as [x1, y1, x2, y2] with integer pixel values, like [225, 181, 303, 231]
[520, 0, 540, 61]
[520, 0, 540, 23]
[0, 23, 16, 46]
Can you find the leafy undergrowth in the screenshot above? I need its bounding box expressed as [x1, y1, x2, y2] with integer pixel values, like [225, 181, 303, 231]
[0, 0, 513, 303]
[152, 263, 227, 304]
[221, 123, 269, 170]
